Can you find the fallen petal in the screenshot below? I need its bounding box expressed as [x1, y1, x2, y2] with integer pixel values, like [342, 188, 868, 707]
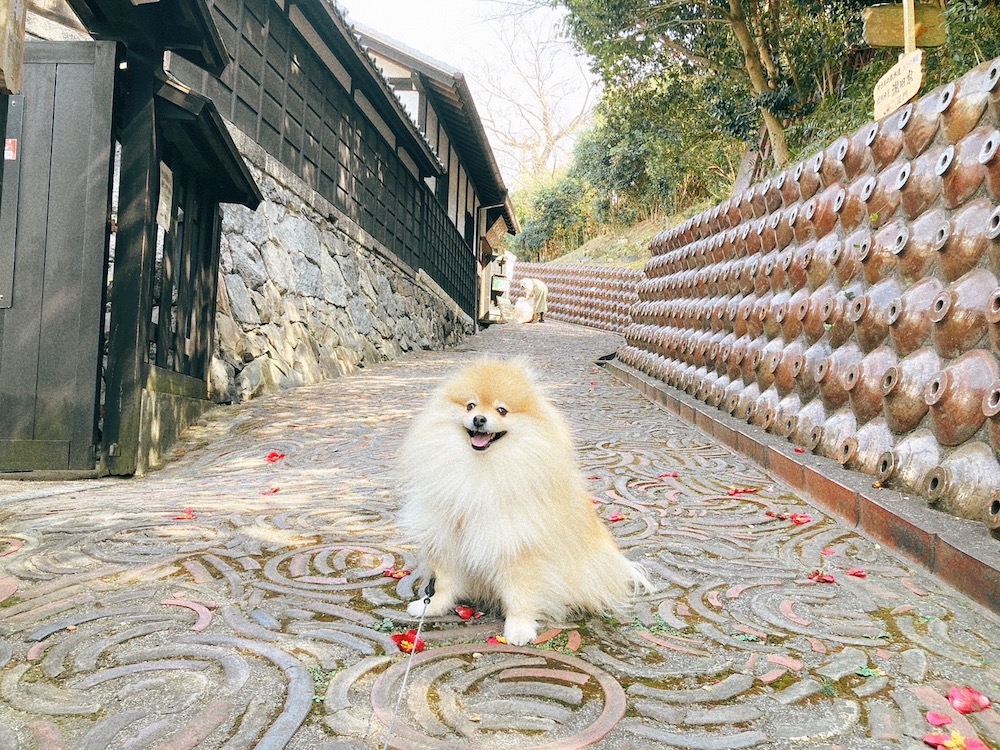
[947, 686, 991, 714]
[846, 568, 868, 578]
[926, 712, 953, 727]
[923, 733, 951, 748]
[821, 548, 836, 556]
[455, 606, 475, 620]
[659, 471, 679, 478]
[808, 570, 836, 583]
[607, 512, 626, 522]
[486, 635, 508, 645]
[261, 487, 280, 496]
[266, 450, 286, 463]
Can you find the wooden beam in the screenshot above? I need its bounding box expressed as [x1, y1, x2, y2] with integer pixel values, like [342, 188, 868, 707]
[0, 0, 27, 94]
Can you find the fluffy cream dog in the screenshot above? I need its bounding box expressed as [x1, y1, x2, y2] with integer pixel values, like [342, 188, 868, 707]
[397, 358, 652, 645]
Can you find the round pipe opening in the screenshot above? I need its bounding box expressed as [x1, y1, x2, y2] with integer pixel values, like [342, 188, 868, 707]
[935, 146, 954, 176]
[898, 103, 913, 129]
[980, 133, 999, 164]
[882, 369, 898, 394]
[861, 177, 876, 202]
[935, 223, 949, 248]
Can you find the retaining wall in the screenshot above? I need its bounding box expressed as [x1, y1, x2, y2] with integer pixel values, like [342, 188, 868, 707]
[209, 129, 474, 404]
[512, 264, 641, 334]
[619, 56, 1000, 532]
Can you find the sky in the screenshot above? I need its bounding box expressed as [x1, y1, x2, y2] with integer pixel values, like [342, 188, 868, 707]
[338, 0, 501, 69]
[336, 0, 597, 190]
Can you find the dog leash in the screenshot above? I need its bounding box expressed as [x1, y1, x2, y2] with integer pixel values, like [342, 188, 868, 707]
[379, 577, 435, 750]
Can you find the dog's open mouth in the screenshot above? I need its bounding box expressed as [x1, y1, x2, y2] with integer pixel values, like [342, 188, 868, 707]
[468, 430, 506, 451]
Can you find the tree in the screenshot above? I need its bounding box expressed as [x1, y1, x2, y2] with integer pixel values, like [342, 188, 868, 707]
[474, 2, 600, 188]
[555, 0, 815, 168]
[573, 69, 744, 219]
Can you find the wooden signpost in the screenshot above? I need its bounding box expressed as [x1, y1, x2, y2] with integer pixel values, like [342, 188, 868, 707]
[0, 0, 26, 95]
[863, 3, 947, 48]
[873, 49, 924, 120]
[868, 0, 938, 120]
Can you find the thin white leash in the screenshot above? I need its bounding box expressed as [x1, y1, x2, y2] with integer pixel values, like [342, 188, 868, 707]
[379, 577, 435, 750]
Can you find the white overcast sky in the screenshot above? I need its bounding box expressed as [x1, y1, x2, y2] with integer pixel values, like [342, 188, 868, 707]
[336, 0, 596, 189]
[338, 0, 501, 66]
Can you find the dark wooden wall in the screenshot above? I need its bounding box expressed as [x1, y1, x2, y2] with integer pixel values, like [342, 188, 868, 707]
[168, 0, 476, 317]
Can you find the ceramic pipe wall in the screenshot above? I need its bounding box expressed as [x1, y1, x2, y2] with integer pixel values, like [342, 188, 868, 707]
[619, 56, 1000, 531]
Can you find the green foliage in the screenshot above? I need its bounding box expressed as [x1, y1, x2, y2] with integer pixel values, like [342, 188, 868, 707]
[509, 0, 1000, 265]
[508, 173, 599, 261]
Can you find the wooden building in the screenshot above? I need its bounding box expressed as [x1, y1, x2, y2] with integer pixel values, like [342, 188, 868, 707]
[1, 0, 510, 475]
[354, 26, 520, 322]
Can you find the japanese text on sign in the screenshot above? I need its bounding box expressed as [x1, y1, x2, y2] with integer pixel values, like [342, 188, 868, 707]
[873, 50, 923, 120]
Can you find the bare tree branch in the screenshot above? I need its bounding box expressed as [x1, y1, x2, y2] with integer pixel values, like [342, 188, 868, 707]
[469, 4, 599, 187]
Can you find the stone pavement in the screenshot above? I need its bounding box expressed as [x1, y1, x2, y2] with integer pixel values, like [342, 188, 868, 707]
[1, 322, 999, 750]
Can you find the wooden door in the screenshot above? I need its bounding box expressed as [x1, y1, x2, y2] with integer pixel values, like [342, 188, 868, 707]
[0, 41, 116, 472]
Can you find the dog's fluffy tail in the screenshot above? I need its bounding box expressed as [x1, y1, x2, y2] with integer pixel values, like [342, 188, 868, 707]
[629, 560, 656, 597]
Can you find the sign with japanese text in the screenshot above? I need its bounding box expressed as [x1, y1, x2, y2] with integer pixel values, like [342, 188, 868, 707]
[874, 49, 923, 120]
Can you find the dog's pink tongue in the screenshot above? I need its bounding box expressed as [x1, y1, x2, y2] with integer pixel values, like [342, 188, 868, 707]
[471, 432, 493, 449]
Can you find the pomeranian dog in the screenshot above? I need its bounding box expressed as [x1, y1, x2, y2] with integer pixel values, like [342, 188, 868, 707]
[397, 358, 652, 645]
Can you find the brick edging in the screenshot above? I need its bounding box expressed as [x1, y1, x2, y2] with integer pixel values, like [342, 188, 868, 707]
[600, 357, 1000, 617]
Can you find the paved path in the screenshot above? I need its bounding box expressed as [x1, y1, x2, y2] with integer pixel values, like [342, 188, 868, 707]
[1, 322, 998, 750]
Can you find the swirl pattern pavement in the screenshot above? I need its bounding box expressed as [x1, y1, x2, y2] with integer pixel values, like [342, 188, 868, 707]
[1, 322, 998, 749]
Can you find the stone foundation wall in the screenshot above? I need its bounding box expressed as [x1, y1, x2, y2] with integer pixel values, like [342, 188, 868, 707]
[210, 128, 474, 404]
[620, 56, 1000, 532]
[513, 264, 641, 334]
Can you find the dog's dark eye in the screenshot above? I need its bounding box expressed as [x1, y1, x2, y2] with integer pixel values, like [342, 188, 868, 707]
[496, 406, 508, 416]
[466, 402, 476, 411]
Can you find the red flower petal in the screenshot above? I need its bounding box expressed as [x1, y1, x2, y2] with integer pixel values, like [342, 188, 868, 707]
[821, 548, 836, 556]
[808, 570, 836, 583]
[793, 446, 806, 453]
[607, 512, 626, 522]
[947, 686, 991, 714]
[266, 450, 286, 463]
[967, 739, 990, 750]
[382, 568, 411, 579]
[455, 605, 475, 620]
[789, 513, 813, 525]
[172, 508, 197, 520]
[926, 712, 952, 727]
[659, 471, 679, 478]
[728, 486, 760, 496]
[261, 487, 280, 496]
[846, 568, 867, 578]
[390, 628, 425, 653]
[486, 635, 507, 645]
[923, 733, 952, 748]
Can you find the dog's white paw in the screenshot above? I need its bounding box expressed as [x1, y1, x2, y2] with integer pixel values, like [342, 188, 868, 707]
[408, 597, 451, 618]
[407, 599, 428, 618]
[503, 617, 538, 646]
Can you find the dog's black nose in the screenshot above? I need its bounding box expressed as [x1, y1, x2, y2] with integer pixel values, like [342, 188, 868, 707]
[472, 415, 487, 430]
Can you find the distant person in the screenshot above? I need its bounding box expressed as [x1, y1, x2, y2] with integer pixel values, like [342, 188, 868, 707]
[521, 278, 548, 323]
